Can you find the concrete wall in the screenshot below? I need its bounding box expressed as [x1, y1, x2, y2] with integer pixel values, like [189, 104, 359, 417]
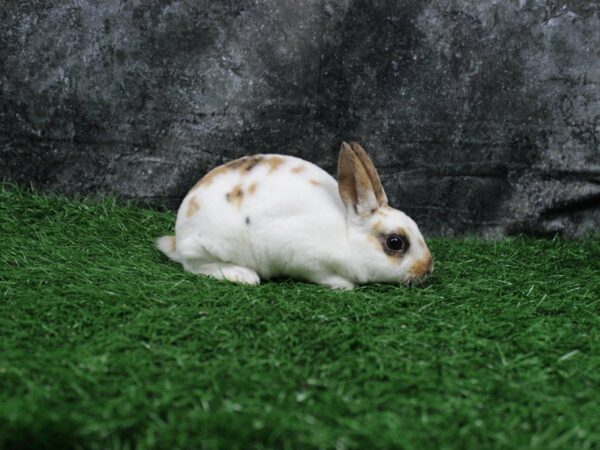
[1, 0, 599, 236]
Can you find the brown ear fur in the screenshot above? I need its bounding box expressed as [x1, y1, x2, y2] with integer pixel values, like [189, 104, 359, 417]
[338, 142, 378, 215]
[338, 142, 358, 209]
[349, 142, 388, 207]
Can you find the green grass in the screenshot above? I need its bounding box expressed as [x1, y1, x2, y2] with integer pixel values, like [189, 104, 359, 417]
[1, 184, 599, 450]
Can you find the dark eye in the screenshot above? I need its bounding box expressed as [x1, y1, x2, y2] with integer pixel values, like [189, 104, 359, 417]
[386, 235, 408, 252]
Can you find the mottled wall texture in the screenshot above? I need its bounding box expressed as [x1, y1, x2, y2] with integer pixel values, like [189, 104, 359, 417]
[1, 0, 599, 237]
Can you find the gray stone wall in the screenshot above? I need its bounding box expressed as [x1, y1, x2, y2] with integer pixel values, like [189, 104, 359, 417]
[1, 0, 599, 236]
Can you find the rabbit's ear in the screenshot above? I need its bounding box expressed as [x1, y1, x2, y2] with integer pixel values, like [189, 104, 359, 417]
[348, 142, 388, 207]
[338, 142, 381, 217]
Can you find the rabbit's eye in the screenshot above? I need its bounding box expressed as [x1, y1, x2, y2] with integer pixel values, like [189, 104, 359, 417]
[385, 235, 408, 252]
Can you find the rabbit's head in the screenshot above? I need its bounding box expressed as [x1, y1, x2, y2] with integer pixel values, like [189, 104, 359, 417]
[338, 142, 433, 285]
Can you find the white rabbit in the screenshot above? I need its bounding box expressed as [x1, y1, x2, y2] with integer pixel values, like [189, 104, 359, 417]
[156, 142, 432, 289]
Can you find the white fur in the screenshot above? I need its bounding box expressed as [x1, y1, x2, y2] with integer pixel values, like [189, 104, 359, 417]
[157, 150, 432, 289]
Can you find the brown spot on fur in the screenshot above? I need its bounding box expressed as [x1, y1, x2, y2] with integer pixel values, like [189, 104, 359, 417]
[367, 235, 380, 249]
[221, 159, 245, 170]
[396, 227, 408, 239]
[248, 182, 258, 194]
[371, 220, 383, 234]
[238, 155, 264, 173]
[226, 184, 244, 208]
[409, 254, 433, 279]
[186, 197, 200, 217]
[309, 179, 321, 186]
[223, 155, 264, 172]
[291, 165, 305, 173]
[386, 254, 401, 264]
[193, 165, 229, 189]
[266, 156, 285, 173]
[169, 236, 176, 252]
[191, 156, 265, 190]
[371, 222, 408, 238]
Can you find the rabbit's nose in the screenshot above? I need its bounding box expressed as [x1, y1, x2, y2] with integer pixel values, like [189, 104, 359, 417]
[409, 253, 433, 279]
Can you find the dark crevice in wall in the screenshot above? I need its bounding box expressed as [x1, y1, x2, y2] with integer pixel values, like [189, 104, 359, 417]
[541, 192, 600, 218]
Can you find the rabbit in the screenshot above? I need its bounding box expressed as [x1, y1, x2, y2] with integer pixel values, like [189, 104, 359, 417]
[156, 142, 433, 289]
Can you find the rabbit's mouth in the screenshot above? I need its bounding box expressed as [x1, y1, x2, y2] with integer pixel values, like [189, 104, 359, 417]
[404, 272, 432, 287]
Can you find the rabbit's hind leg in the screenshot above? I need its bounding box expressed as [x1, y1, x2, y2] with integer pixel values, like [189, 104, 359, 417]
[176, 234, 259, 285]
[311, 273, 355, 290]
[186, 261, 261, 286]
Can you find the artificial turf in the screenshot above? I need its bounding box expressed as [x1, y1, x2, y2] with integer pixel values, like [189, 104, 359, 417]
[1, 183, 599, 450]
